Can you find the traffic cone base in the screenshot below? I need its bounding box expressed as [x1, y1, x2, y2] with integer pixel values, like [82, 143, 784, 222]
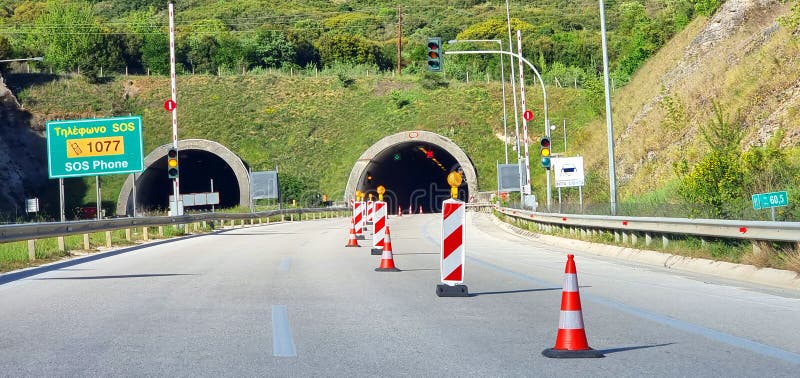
[542, 254, 604, 359]
[542, 347, 604, 358]
[375, 227, 400, 272]
[345, 224, 360, 247]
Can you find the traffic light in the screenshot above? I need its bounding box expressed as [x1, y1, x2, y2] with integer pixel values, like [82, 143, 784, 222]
[167, 147, 179, 179]
[427, 37, 443, 72]
[539, 137, 551, 169]
[426, 149, 434, 159]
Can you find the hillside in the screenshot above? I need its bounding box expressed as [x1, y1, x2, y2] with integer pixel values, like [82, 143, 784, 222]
[577, 0, 800, 218]
[2, 69, 594, 217]
[1, 0, 799, 221]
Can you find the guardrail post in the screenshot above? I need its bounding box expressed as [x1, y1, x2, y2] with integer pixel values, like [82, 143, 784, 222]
[159, 226, 164, 236]
[631, 233, 638, 245]
[662, 235, 669, 248]
[58, 236, 65, 252]
[27, 239, 35, 261]
[125, 228, 132, 242]
[105, 231, 112, 248]
[614, 231, 620, 243]
[622, 232, 628, 244]
[143, 227, 149, 241]
[83, 234, 90, 250]
[645, 233, 652, 247]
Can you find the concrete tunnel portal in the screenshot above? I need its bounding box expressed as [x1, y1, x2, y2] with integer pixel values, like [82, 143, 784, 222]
[345, 131, 478, 214]
[116, 139, 250, 216]
[116, 133, 477, 216]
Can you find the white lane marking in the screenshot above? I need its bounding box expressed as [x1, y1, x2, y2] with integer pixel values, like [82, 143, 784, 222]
[272, 305, 297, 357]
[278, 257, 292, 272]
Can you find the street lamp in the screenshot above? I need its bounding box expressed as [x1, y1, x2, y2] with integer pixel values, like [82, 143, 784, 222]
[445, 48, 550, 210]
[0, 57, 44, 63]
[447, 39, 510, 164]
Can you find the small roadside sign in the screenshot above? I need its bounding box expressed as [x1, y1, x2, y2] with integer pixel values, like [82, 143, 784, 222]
[752, 191, 789, 210]
[164, 99, 176, 112]
[523, 110, 534, 121]
[46, 116, 144, 179]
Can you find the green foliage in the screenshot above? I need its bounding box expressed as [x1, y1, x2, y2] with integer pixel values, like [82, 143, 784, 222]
[692, 0, 722, 17]
[317, 33, 388, 69]
[677, 102, 747, 218]
[28, 1, 101, 71]
[456, 18, 534, 40]
[249, 30, 296, 68]
[419, 72, 449, 90]
[678, 150, 746, 218]
[700, 101, 744, 154]
[779, 0, 800, 31]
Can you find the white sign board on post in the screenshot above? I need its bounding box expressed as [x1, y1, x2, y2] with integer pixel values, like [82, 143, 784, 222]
[552, 157, 585, 188]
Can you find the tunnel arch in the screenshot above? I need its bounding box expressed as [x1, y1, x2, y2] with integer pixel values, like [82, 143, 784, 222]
[116, 139, 250, 216]
[344, 131, 478, 213]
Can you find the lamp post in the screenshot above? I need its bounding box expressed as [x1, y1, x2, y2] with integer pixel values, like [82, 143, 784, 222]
[445, 48, 550, 210]
[599, 0, 618, 216]
[447, 39, 509, 164]
[0, 57, 44, 63]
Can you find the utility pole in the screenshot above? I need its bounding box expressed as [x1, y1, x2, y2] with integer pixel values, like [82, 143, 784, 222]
[397, 6, 403, 75]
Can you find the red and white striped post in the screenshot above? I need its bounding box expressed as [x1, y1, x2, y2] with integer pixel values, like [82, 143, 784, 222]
[370, 201, 387, 255]
[437, 172, 468, 297]
[353, 201, 365, 240]
[366, 199, 375, 226]
[167, 0, 182, 215]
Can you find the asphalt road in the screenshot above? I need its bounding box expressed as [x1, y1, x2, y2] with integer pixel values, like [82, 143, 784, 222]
[1, 213, 798, 377]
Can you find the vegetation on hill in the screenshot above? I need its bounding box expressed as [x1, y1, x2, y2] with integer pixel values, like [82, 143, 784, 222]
[1, 0, 800, 225]
[0, 0, 712, 86]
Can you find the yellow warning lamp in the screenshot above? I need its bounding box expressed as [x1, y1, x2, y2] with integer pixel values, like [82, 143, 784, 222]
[368, 193, 374, 201]
[377, 185, 386, 201]
[355, 190, 364, 201]
[447, 171, 463, 199]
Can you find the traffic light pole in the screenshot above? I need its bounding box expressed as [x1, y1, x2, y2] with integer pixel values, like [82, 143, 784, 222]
[445, 47, 550, 211]
[168, 1, 181, 215]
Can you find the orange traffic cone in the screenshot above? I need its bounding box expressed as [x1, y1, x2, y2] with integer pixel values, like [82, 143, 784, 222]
[345, 221, 360, 247]
[375, 227, 400, 272]
[542, 254, 604, 358]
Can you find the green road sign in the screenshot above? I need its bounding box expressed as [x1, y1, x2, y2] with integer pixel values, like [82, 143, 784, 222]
[752, 191, 789, 210]
[46, 116, 144, 178]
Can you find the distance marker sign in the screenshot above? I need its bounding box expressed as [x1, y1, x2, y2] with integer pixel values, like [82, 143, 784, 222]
[46, 116, 144, 178]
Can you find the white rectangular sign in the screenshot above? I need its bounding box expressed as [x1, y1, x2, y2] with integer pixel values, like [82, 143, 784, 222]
[552, 157, 585, 188]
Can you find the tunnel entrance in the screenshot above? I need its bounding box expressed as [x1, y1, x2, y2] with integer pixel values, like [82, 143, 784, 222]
[116, 139, 250, 216]
[345, 131, 478, 214]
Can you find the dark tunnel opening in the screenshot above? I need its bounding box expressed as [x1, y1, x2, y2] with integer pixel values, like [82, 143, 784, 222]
[133, 149, 241, 212]
[358, 142, 469, 214]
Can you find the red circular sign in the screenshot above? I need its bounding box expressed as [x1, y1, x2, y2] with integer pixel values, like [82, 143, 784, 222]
[523, 110, 534, 121]
[164, 99, 176, 112]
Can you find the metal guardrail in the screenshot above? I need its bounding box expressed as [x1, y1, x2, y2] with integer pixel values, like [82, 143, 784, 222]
[495, 206, 800, 242]
[0, 207, 348, 244]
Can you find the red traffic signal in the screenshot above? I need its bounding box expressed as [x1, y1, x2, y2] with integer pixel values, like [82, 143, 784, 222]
[427, 37, 443, 72]
[426, 150, 434, 159]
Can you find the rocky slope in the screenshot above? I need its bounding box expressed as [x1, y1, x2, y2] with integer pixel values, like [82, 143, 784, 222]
[0, 74, 48, 218]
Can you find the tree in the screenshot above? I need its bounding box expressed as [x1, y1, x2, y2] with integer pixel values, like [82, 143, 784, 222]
[248, 30, 296, 68]
[678, 102, 747, 218]
[28, 2, 101, 72]
[141, 32, 169, 75]
[317, 33, 386, 68]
